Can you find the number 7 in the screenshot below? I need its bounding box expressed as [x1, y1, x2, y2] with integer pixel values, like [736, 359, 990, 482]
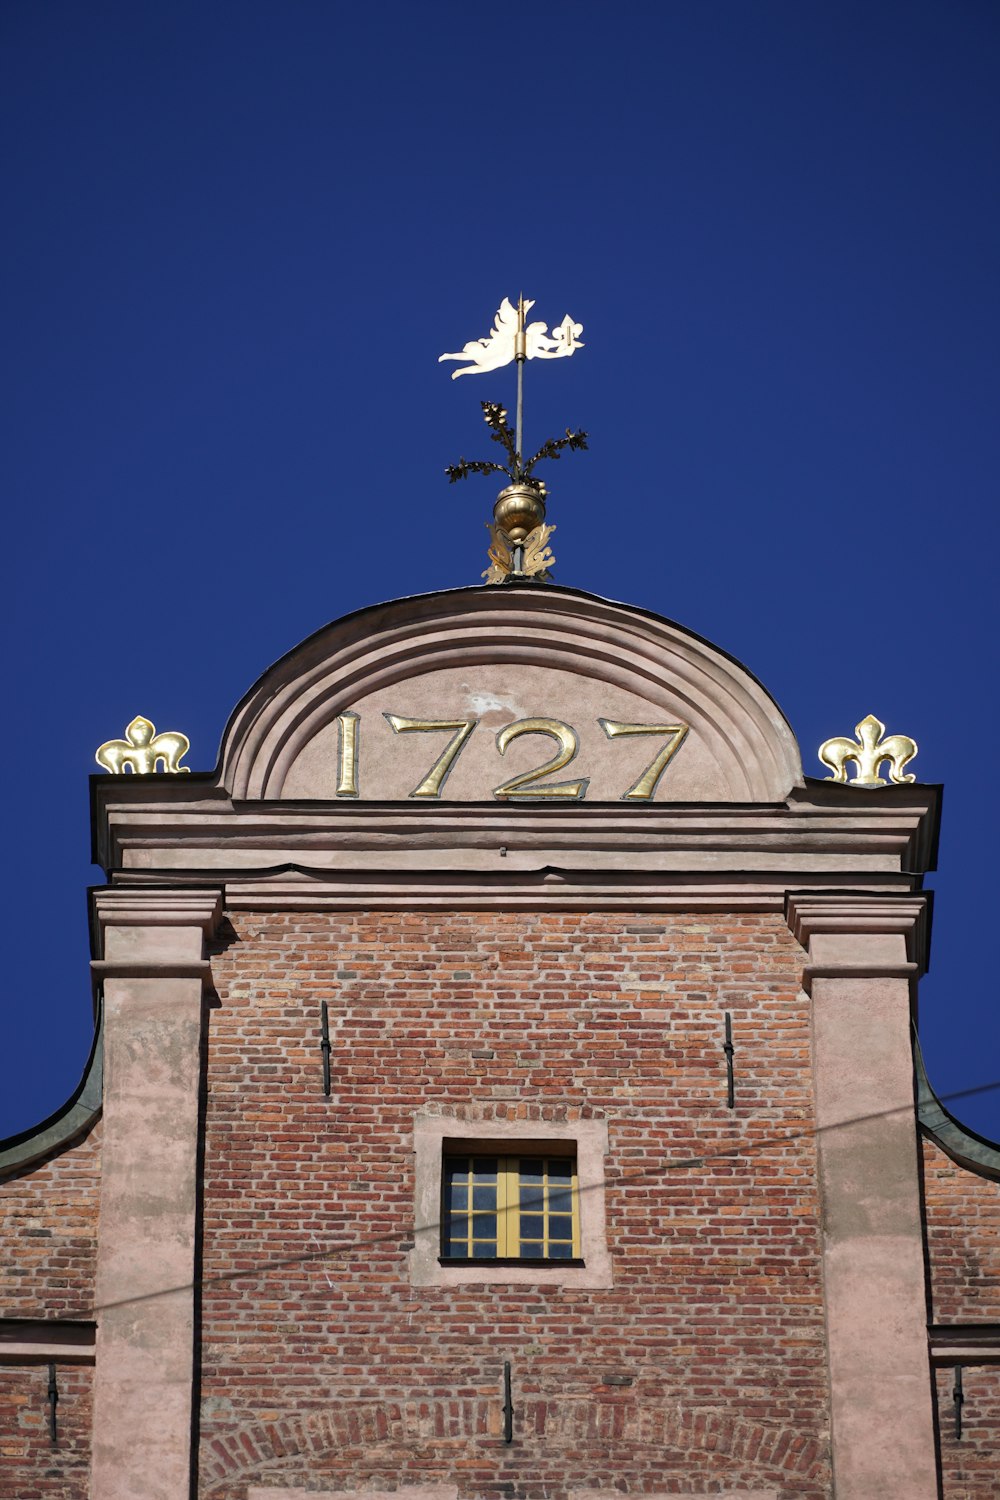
[599, 719, 689, 800]
[383, 715, 479, 798]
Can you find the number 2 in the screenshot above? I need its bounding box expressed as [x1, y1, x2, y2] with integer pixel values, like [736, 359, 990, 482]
[493, 719, 589, 800]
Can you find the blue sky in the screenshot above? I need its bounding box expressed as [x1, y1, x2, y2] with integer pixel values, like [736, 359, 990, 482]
[2, 1, 998, 1138]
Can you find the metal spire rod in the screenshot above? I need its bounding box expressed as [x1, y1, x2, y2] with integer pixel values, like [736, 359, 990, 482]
[514, 293, 527, 474]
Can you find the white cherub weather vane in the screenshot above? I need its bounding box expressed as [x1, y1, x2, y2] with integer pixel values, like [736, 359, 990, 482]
[439, 295, 586, 585]
[439, 296, 583, 378]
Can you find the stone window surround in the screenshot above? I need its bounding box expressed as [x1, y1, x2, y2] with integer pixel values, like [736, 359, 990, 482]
[409, 1114, 612, 1289]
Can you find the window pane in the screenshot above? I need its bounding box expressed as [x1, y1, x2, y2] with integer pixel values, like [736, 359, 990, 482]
[442, 1150, 578, 1264]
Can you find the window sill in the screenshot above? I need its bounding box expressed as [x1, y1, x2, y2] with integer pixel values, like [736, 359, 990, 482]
[439, 1256, 586, 1268]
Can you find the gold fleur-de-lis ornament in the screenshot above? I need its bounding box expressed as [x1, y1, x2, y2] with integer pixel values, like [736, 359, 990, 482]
[95, 716, 190, 774]
[818, 714, 917, 788]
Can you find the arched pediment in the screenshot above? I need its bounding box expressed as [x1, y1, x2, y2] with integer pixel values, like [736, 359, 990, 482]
[218, 586, 803, 803]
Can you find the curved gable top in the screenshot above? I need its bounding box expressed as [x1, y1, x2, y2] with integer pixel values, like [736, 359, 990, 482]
[219, 586, 804, 803]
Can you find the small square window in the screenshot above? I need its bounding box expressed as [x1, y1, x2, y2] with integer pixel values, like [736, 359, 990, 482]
[410, 1116, 612, 1288]
[441, 1152, 582, 1262]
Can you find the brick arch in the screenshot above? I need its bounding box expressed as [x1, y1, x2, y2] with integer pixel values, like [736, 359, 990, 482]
[200, 1399, 828, 1494]
[218, 585, 802, 802]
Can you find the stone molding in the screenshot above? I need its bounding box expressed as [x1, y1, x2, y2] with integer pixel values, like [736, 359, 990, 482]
[928, 1325, 1000, 1365]
[91, 888, 224, 947]
[914, 1029, 1000, 1179]
[0, 1002, 103, 1179]
[786, 891, 930, 993]
[90, 958, 214, 984]
[92, 785, 941, 882]
[785, 892, 929, 957]
[101, 866, 923, 917]
[0, 1318, 96, 1364]
[215, 586, 805, 802]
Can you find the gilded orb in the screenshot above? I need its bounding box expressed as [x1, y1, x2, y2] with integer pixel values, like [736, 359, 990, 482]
[492, 483, 546, 543]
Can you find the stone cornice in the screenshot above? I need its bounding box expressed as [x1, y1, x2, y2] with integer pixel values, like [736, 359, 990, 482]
[106, 864, 920, 913]
[91, 785, 941, 880]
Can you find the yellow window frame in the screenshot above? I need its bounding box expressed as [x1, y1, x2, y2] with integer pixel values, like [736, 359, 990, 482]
[443, 1153, 581, 1259]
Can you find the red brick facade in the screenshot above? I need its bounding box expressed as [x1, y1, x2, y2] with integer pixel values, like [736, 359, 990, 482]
[0, 1364, 93, 1500]
[923, 1138, 1000, 1324]
[197, 910, 829, 1497]
[0, 1126, 101, 1323]
[923, 1139, 1000, 1498]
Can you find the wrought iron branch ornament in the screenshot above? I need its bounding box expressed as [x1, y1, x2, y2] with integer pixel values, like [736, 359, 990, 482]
[445, 402, 588, 490]
[818, 714, 918, 788]
[439, 295, 587, 586]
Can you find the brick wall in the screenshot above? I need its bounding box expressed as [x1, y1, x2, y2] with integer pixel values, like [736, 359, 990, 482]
[0, 1364, 93, 1499]
[198, 910, 831, 1499]
[922, 1137, 1000, 1323]
[935, 1365, 1000, 1500]
[0, 1125, 100, 1498]
[922, 1137, 1000, 1494]
[0, 1124, 101, 1322]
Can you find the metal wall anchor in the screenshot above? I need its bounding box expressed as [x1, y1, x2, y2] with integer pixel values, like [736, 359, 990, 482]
[723, 1012, 735, 1109]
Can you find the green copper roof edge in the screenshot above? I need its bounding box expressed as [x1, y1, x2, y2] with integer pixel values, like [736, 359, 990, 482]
[0, 1004, 103, 1180]
[914, 1024, 1000, 1181]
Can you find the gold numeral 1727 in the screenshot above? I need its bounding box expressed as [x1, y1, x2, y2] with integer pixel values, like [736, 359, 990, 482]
[598, 720, 689, 800]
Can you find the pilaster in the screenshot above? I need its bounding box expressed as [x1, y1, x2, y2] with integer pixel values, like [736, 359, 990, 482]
[786, 892, 937, 1500]
[89, 888, 223, 1500]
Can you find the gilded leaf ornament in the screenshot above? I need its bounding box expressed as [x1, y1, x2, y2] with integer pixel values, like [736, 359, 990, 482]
[522, 523, 556, 577]
[482, 522, 556, 585]
[818, 714, 917, 788]
[95, 715, 191, 774]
